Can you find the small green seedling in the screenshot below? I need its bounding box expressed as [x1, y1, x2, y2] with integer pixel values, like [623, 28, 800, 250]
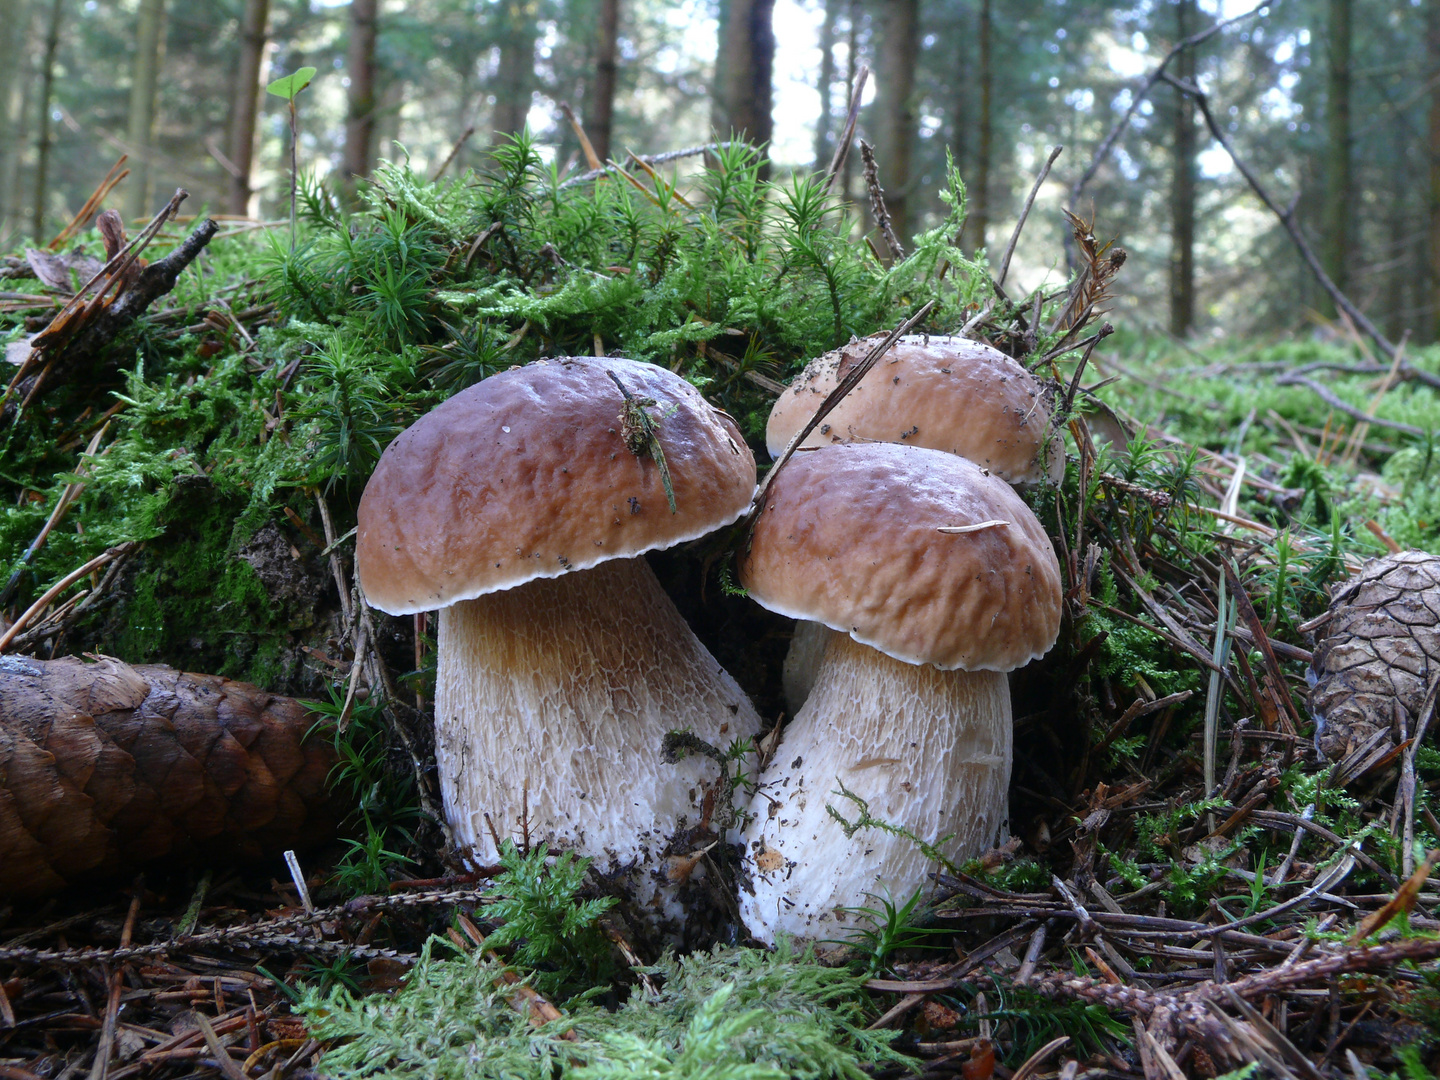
[267, 66, 318, 249]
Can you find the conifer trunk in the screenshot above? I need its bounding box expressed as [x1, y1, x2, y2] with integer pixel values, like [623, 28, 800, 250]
[491, 0, 537, 143]
[712, 0, 775, 161]
[344, 0, 378, 191]
[813, 0, 838, 170]
[1322, 0, 1352, 308]
[948, 21, 967, 186]
[31, 0, 63, 242]
[0, 0, 23, 240]
[1169, 0, 1197, 337]
[0, 0, 23, 237]
[1429, 0, 1440, 339]
[227, 0, 269, 217]
[6, 5, 34, 240]
[840, 0, 861, 203]
[970, 0, 993, 256]
[588, 0, 620, 163]
[123, 0, 167, 223]
[873, 0, 918, 249]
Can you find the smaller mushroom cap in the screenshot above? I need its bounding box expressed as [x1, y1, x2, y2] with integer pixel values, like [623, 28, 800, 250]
[766, 334, 1062, 486]
[357, 357, 756, 615]
[741, 443, 1061, 671]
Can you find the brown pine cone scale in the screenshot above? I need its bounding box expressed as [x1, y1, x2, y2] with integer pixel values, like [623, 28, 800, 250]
[1307, 551, 1440, 763]
[0, 654, 342, 899]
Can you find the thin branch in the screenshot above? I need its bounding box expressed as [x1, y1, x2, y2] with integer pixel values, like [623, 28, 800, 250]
[1069, 1, 1269, 209]
[0, 543, 139, 653]
[4, 189, 190, 411]
[430, 123, 478, 182]
[749, 299, 937, 524]
[822, 62, 869, 197]
[1062, 323, 1115, 414]
[1273, 375, 1424, 437]
[558, 143, 735, 189]
[1039, 302, 1100, 364]
[997, 145, 1062, 290]
[1174, 72, 1403, 365]
[557, 101, 602, 172]
[859, 139, 904, 260]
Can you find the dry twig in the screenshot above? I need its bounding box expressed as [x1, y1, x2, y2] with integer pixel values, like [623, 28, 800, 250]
[997, 145, 1062, 290]
[821, 63, 869, 197]
[859, 140, 904, 261]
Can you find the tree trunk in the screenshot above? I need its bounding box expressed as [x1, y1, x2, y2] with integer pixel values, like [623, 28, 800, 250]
[123, 0, 167, 223]
[969, 0, 993, 257]
[873, 0, 919, 249]
[0, 0, 23, 238]
[344, 0, 378, 191]
[947, 18, 967, 186]
[813, 0, 838, 171]
[1386, 181, 1408, 340]
[4, 14, 32, 242]
[1169, 0, 1197, 337]
[31, 0, 63, 242]
[376, 78, 404, 164]
[587, 0, 620, 163]
[711, 0, 775, 159]
[227, 0, 269, 217]
[1322, 0, 1352, 307]
[491, 0, 537, 143]
[1429, 0, 1440, 339]
[841, 0, 861, 205]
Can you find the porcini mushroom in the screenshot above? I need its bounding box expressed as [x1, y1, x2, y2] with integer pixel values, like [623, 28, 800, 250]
[767, 333, 1063, 716]
[356, 357, 762, 905]
[766, 333, 1063, 486]
[737, 442, 1062, 943]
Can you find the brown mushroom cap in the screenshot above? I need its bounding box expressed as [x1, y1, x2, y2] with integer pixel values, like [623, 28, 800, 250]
[741, 442, 1062, 671]
[766, 334, 1062, 486]
[357, 356, 756, 615]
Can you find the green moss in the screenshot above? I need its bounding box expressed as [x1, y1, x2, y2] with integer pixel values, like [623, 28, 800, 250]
[301, 939, 909, 1080]
[96, 487, 276, 680]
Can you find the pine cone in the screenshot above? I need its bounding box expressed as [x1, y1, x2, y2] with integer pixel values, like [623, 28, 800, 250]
[1307, 551, 1440, 762]
[0, 654, 342, 899]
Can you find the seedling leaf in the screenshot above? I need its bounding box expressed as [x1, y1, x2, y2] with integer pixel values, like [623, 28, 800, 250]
[267, 67, 317, 101]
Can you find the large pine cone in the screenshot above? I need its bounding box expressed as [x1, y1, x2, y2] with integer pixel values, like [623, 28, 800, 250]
[0, 654, 342, 899]
[1308, 551, 1440, 762]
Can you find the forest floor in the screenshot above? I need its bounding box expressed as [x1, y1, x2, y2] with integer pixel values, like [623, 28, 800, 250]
[2, 143, 1440, 1080]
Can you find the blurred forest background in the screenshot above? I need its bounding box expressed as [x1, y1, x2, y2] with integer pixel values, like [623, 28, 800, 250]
[0, 0, 1430, 344]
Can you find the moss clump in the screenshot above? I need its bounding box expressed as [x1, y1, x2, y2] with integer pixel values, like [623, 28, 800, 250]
[302, 939, 908, 1080]
[95, 487, 321, 685]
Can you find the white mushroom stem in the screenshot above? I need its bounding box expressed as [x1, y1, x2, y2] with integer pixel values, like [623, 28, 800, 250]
[739, 629, 1011, 944]
[436, 555, 761, 875]
[781, 619, 829, 717]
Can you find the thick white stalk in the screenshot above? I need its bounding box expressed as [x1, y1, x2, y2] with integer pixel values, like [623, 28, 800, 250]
[436, 556, 761, 876]
[740, 630, 1011, 943]
[781, 619, 829, 717]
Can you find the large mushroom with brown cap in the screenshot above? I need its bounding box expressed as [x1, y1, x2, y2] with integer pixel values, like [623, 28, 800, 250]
[737, 442, 1062, 943]
[356, 356, 762, 907]
[766, 333, 1063, 486]
[767, 333, 1064, 716]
